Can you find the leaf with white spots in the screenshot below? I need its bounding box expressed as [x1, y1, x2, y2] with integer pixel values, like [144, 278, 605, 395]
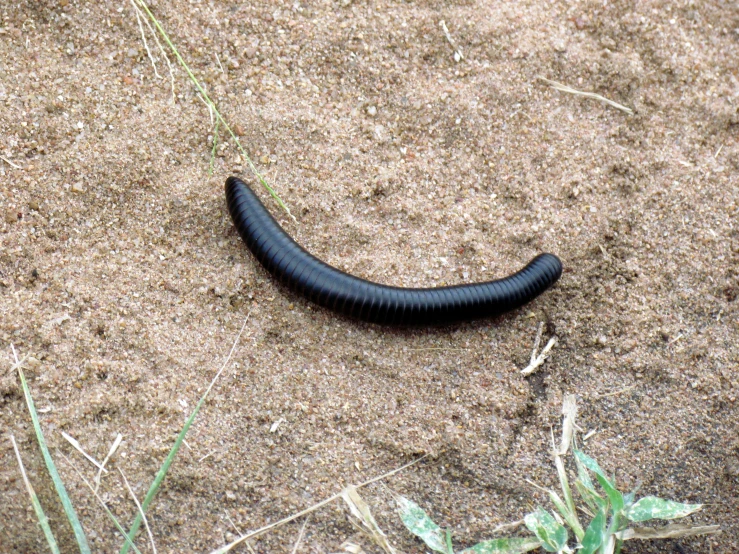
[523, 508, 568, 552]
[396, 496, 449, 553]
[623, 497, 702, 523]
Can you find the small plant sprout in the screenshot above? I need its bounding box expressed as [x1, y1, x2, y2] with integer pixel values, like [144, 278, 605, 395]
[397, 394, 720, 554]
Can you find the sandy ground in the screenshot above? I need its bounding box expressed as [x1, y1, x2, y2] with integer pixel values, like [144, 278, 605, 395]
[1, 0, 738, 552]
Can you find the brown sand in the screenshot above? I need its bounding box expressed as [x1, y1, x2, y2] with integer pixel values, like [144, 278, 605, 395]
[1, 0, 738, 552]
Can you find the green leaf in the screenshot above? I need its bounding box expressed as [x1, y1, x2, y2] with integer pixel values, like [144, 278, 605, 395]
[459, 537, 542, 553]
[579, 506, 607, 554]
[574, 450, 624, 512]
[397, 496, 450, 553]
[623, 497, 702, 522]
[574, 479, 605, 512]
[524, 508, 568, 552]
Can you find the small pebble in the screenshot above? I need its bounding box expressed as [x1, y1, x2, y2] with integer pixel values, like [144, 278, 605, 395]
[4, 210, 17, 224]
[28, 200, 39, 211]
[366, 105, 377, 116]
[71, 182, 85, 193]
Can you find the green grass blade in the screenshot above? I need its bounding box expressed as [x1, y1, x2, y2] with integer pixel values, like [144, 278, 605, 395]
[133, 0, 295, 221]
[58, 452, 144, 554]
[119, 316, 249, 554]
[17, 363, 91, 554]
[10, 435, 61, 554]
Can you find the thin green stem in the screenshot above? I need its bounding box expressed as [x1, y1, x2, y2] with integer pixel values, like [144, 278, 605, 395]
[209, 119, 220, 176]
[134, 0, 295, 221]
[119, 316, 250, 554]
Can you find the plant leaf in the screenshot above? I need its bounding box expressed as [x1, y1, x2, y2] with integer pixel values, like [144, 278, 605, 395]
[574, 450, 624, 512]
[397, 496, 449, 554]
[459, 537, 542, 553]
[548, 489, 584, 542]
[17, 363, 91, 554]
[579, 506, 607, 554]
[615, 523, 720, 541]
[623, 497, 702, 523]
[524, 508, 568, 553]
[574, 479, 604, 512]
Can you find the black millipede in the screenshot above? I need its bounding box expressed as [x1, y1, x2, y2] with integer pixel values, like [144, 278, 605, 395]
[226, 176, 562, 325]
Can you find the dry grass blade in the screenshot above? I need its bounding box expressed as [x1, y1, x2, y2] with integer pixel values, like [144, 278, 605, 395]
[1, 154, 22, 169]
[290, 515, 310, 554]
[95, 433, 123, 493]
[559, 395, 577, 455]
[58, 452, 143, 554]
[61, 431, 107, 474]
[489, 518, 525, 535]
[10, 434, 60, 554]
[594, 385, 636, 399]
[538, 77, 634, 114]
[521, 323, 557, 375]
[440, 20, 464, 62]
[120, 469, 158, 554]
[341, 486, 397, 554]
[131, 0, 160, 78]
[616, 524, 721, 540]
[211, 455, 426, 554]
[336, 542, 367, 554]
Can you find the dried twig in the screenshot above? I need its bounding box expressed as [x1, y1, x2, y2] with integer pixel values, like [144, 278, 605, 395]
[0, 154, 22, 169]
[521, 322, 557, 375]
[538, 77, 633, 114]
[210, 455, 427, 554]
[95, 433, 122, 493]
[132, 1, 161, 78]
[440, 20, 464, 62]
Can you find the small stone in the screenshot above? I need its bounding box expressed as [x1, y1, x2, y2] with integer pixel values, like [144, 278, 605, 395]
[366, 105, 377, 116]
[373, 124, 387, 142]
[260, 155, 270, 164]
[4, 210, 17, 224]
[71, 182, 85, 193]
[552, 38, 567, 53]
[28, 200, 39, 211]
[244, 46, 257, 59]
[233, 124, 245, 136]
